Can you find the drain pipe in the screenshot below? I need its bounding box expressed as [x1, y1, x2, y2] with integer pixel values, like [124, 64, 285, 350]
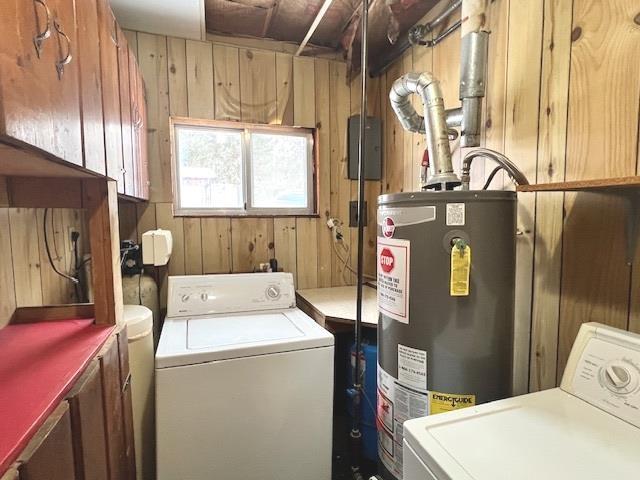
[351, 0, 368, 478]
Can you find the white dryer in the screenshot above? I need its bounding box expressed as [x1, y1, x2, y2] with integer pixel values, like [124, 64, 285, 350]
[403, 322, 640, 480]
[156, 273, 334, 480]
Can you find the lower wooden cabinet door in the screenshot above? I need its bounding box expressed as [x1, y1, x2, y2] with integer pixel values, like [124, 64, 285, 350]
[117, 329, 136, 480]
[66, 360, 109, 480]
[99, 337, 128, 480]
[16, 402, 75, 480]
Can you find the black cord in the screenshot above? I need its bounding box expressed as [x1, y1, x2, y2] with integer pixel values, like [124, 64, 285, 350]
[72, 233, 82, 302]
[43, 209, 79, 285]
[483, 166, 504, 190]
[138, 268, 143, 305]
[50, 210, 61, 263]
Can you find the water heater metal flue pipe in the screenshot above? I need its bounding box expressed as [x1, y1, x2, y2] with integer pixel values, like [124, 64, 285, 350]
[459, 0, 489, 147]
[388, 73, 460, 190]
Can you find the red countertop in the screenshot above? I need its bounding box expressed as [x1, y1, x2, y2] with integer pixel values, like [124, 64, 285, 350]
[0, 319, 114, 473]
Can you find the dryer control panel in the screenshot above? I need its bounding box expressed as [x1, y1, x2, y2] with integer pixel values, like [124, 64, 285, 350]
[561, 323, 640, 428]
[166, 273, 296, 318]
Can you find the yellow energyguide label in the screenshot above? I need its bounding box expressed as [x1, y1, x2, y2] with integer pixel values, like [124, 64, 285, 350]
[450, 243, 471, 296]
[429, 391, 476, 415]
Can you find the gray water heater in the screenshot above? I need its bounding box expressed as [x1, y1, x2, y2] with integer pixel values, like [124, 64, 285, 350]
[375, 190, 517, 479]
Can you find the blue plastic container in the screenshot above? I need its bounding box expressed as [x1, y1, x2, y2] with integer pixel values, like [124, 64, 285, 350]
[347, 341, 378, 461]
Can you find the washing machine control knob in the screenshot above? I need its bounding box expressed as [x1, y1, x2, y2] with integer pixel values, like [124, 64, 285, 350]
[266, 286, 280, 299]
[200, 292, 209, 302]
[604, 364, 631, 390]
[181, 294, 191, 303]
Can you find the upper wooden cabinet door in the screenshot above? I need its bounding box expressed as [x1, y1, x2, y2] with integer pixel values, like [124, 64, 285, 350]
[16, 402, 76, 480]
[136, 70, 149, 200]
[75, 0, 106, 174]
[66, 360, 109, 480]
[117, 32, 134, 197]
[0, 0, 82, 166]
[127, 48, 141, 198]
[97, 0, 123, 186]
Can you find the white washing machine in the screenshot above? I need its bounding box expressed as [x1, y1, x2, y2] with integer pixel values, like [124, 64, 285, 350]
[403, 322, 640, 480]
[155, 273, 334, 480]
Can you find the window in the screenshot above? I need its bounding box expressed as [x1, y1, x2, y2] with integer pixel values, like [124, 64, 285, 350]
[172, 119, 316, 216]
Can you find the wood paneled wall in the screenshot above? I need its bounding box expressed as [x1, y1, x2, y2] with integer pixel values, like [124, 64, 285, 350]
[119, 32, 382, 307]
[382, 0, 640, 393]
[0, 200, 88, 327]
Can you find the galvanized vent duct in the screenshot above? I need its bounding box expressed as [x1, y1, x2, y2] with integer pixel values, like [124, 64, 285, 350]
[389, 72, 460, 190]
[389, 0, 490, 189]
[458, 0, 489, 148]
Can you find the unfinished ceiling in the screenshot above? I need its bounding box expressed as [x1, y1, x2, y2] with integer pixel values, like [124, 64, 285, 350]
[205, 0, 439, 73]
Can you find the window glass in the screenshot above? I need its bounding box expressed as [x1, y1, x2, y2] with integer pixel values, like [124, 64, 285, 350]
[250, 133, 309, 209]
[172, 122, 314, 215]
[176, 126, 243, 209]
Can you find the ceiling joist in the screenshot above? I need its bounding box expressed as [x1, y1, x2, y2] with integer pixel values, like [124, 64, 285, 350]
[295, 0, 335, 56]
[260, 0, 279, 37]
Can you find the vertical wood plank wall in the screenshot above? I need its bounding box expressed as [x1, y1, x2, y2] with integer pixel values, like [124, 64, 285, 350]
[119, 32, 382, 308]
[383, 0, 640, 391]
[0, 201, 88, 327]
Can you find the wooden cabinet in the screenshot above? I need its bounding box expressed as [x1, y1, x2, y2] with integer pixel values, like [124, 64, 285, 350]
[0, 0, 82, 166]
[75, 0, 106, 175]
[134, 66, 149, 200]
[16, 402, 75, 480]
[0, 326, 137, 480]
[120, 44, 149, 200]
[97, 0, 124, 187]
[118, 32, 135, 197]
[98, 333, 136, 480]
[99, 337, 127, 480]
[118, 329, 137, 479]
[0, 0, 149, 196]
[126, 47, 139, 198]
[66, 360, 109, 480]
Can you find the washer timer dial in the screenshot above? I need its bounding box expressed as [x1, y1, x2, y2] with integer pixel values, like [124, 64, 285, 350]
[266, 285, 281, 299]
[599, 360, 639, 395]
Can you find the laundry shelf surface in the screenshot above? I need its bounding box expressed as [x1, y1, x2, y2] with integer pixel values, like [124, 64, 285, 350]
[0, 319, 113, 473]
[296, 285, 378, 330]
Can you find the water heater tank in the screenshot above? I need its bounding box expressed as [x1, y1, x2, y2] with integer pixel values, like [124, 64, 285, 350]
[376, 190, 517, 480]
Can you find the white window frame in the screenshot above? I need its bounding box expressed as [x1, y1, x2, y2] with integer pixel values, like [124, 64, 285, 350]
[171, 118, 317, 217]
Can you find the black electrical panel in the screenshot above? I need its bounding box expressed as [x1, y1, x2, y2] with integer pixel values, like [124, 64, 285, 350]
[348, 115, 382, 180]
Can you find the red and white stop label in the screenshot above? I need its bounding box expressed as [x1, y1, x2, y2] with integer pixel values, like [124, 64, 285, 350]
[379, 247, 395, 273]
[382, 217, 395, 238]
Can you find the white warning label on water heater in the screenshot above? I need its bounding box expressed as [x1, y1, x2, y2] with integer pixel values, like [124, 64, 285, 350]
[446, 202, 466, 226]
[377, 365, 429, 479]
[398, 344, 427, 391]
[377, 237, 410, 324]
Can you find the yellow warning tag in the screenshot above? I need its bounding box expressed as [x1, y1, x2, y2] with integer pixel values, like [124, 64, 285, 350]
[450, 242, 471, 296]
[429, 391, 476, 415]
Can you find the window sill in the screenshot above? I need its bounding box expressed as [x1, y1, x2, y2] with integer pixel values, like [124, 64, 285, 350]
[173, 211, 321, 219]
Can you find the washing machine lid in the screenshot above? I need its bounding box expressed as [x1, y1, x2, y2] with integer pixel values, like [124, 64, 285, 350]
[155, 308, 333, 368]
[403, 388, 640, 480]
